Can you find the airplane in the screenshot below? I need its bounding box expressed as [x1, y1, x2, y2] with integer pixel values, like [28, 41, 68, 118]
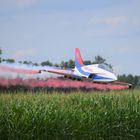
[39, 48, 117, 83]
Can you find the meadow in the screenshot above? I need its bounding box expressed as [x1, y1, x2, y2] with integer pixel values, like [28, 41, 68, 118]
[0, 89, 140, 140]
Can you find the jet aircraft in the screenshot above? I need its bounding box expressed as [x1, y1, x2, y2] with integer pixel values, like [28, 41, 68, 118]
[39, 48, 117, 83]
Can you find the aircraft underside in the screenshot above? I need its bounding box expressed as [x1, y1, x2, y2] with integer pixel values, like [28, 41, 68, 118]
[61, 76, 132, 90]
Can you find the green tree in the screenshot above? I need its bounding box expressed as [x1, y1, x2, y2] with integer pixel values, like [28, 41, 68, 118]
[126, 74, 134, 84]
[118, 74, 126, 82]
[54, 63, 59, 67]
[84, 60, 92, 65]
[18, 61, 23, 64]
[133, 76, 139, 86]
[60, 61, 66, 67]
[94, 55, 113, 69]
[33, 63, 39, 66]
[0, 48, 2, 63]
[3, 59, 15, 63]
[41, 60, 53, 66]
[23, 61, 34, 65]
[67, 59, 74, 68]
[94, 55, 106, 64]
[118, 74, 140, 86]
[60, 60, 74, 68]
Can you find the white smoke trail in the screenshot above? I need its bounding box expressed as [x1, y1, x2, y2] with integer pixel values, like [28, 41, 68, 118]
[0, 62, 59, 80]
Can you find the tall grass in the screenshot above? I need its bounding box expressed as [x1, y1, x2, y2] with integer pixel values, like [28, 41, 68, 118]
[0, 89, 140, 139]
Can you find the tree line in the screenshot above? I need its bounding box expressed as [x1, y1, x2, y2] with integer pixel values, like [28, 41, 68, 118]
[0, 48, 140, 86]
[118, 74, 140, 87]
[0, 48, 110, 68]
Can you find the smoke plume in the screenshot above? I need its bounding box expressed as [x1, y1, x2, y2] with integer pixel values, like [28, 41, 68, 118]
[0, 63, 129, 90]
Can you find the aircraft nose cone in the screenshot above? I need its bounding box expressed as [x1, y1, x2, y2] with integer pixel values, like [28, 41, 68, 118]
[113, 74, 117, 81]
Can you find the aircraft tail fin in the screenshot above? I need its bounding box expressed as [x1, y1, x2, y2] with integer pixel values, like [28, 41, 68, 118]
[75, 48, 84, 67]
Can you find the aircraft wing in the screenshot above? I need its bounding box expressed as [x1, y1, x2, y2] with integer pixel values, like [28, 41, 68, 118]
[39, 67, 82, 79]
[47, 68, 73, 77]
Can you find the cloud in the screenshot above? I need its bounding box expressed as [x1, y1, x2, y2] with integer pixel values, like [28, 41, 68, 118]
[92, 16, 128, 26]
[12, 48, 37, 60]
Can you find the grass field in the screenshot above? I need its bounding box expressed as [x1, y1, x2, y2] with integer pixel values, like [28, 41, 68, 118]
[0, 89, 140, 140]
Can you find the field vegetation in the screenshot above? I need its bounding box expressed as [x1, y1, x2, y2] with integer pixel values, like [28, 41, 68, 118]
[0, 89, 140, 139]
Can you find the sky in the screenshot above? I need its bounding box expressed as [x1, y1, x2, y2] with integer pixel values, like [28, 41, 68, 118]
[0, 0, 140, 75]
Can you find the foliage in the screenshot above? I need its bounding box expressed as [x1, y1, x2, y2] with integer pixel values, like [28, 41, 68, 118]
[0, 48, 2, 63]
[83, 60, 92, 65]
[41, 60, 53, 66]
[94, 55, 106, 64]
[118, 74, 140, 86]
[0, 48, 2, 55]
[2, 58, 15, 63]
[60, 59, 74, 68]
[0, 90, 140, 139]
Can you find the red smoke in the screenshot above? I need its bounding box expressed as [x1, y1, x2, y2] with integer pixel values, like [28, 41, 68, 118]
[0, 78, 129, 90]
[0, 65, 39, 74]
[0, 64, 130, 90]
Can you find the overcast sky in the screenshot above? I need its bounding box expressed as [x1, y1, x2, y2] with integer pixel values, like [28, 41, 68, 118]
[0, 0, 140, 75]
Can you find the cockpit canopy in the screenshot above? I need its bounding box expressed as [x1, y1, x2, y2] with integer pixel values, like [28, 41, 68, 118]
[98, 64, 113, 73]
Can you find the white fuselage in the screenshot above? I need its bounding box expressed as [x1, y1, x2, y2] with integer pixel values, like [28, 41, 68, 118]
[74, 64, 117, 82]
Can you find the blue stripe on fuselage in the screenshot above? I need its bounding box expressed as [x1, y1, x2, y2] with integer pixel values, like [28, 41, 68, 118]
[75, 60, 90, 77]
[92, 75, 113, 80]
[75, 60, 113, 81]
